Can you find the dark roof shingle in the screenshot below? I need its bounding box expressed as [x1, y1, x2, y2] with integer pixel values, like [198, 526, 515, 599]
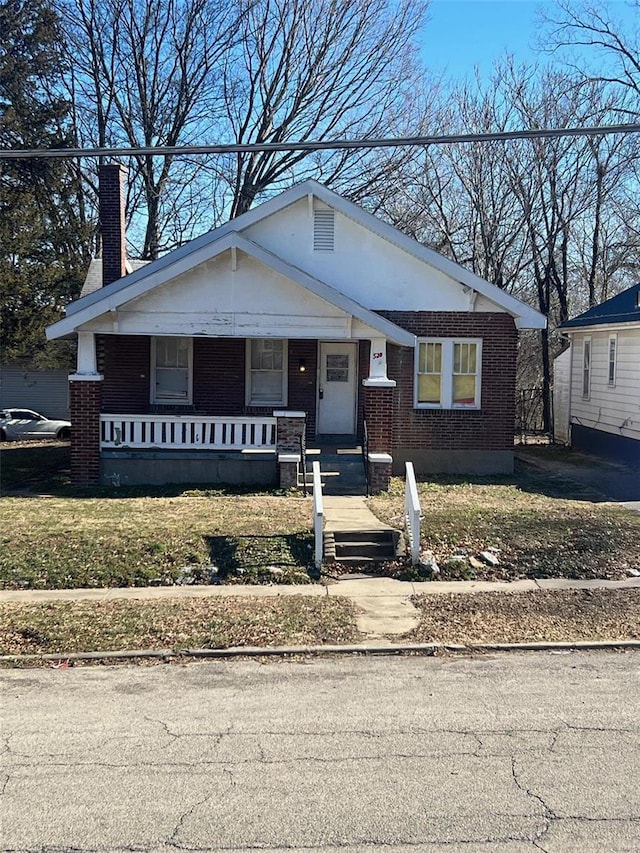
[561, 283, 640, 329]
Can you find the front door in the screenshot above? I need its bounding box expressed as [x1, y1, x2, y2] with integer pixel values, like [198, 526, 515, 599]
[316, 342, 358, 434]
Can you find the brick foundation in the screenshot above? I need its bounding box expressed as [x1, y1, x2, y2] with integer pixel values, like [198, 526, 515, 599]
[70, 378, 103, 486]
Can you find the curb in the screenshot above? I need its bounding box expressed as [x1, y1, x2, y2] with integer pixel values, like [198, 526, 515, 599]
[3, 639, 640, 665]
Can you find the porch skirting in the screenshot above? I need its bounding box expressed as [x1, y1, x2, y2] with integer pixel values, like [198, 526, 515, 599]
[392, 448, 514, 476]
[100, 449, 277, 487]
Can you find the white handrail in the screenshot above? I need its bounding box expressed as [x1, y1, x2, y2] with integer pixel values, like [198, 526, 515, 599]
[405, 461, 422, 565]
[312, 460, 324, 569]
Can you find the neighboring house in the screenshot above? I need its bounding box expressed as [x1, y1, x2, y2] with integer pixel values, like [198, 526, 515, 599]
[46, 164, 545, 490]
[554, 283, 640, 465]
[0, 362, 70, 420]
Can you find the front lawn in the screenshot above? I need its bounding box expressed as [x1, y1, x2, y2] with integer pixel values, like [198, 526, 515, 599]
[0, 596, 359, 657]
[407, 589, 640, 644]
[368, 467, 640, 581]
[0, 493, 313, 589]
[2, 444, 639, 590]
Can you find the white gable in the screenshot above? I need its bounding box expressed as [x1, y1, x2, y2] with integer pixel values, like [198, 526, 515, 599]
[78, 243, 414, 345]
[47, 179, 545, 342]
[246, 197, 480, 312]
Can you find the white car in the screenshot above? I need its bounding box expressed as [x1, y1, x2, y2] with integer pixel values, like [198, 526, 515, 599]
[0, 409, 72, 441]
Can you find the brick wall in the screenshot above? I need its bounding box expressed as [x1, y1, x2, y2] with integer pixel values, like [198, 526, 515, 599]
[194, 338, 245, 413]
[97, 336, 320, 432]
[100, 335, 150, 412]
[377, 312, 518, 453]
[70, 379, 102, 485]
[287, 340, 317, 438]
[92, 315, 516, 458]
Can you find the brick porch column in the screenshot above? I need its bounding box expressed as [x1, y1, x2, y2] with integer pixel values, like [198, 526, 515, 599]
[274, 410, 306, 490]
[69, 376, 103, 487]
[363, 337, 396, 492]
[363, 384, 394, 453]
[363, 385, 394, 492]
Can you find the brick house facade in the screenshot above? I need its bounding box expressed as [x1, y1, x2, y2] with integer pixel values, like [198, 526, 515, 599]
[47, 173, 544, 490]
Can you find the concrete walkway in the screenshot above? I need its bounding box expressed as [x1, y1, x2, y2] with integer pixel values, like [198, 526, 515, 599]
[3, 576, 640, 640]
[322, 495, 393, 532]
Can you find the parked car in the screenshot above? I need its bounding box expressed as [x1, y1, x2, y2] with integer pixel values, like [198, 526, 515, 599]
[0, 409, 71, 441]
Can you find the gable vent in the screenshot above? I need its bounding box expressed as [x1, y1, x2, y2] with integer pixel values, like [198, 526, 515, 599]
[313, 208, 335, 251]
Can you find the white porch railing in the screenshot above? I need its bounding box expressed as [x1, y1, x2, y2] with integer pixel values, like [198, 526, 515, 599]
[100, 415, 277, 450]
[405, 461, 422, 565]
[312, 460, 324, 569]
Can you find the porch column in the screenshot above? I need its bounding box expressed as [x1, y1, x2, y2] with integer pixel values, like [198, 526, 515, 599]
[69, 332, 103, 486]
[274, 410, 306, 490]
[362, 338, 395, 492]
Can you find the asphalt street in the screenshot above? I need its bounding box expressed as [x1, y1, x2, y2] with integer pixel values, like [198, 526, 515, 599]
[1, 651, 639, 852]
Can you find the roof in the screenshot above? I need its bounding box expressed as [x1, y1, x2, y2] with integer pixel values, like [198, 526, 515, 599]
[561, 283, 640, 329]
[48, 179, 546, 341]
[80, 258, 150, 298]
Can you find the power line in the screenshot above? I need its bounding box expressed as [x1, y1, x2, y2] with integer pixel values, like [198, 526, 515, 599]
[1, 124, 639, 159]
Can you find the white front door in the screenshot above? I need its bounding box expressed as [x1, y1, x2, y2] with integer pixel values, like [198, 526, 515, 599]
[317, 342, 358, 434]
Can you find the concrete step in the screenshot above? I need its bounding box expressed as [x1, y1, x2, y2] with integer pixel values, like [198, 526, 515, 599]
[333, 530, 396, 544]
[335, 542, 397, 559]
[326, 529, 402, 563]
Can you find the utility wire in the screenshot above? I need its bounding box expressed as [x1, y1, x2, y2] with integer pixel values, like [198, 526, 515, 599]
[1, 123, 639, 159]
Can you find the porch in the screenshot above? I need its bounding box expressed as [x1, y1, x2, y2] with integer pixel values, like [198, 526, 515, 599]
[96, 412, 391, 493]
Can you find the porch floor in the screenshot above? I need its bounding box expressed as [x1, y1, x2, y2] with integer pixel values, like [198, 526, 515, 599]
[303, 445, 367, 496]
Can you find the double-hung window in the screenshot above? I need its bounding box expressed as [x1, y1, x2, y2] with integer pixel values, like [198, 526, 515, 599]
[247, 339, 287, 406]
[608, 335, 617, 385]
[152, 337, 192, 403]
[582, 337, 591, 398]
[415, 338, 481, 409]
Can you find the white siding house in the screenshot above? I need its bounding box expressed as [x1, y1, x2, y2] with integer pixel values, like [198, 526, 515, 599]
[558, 284, 640, 463]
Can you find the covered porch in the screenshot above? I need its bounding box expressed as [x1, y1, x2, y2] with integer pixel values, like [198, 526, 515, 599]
[48, 227, 415, 489]
[68, 329, 405, 491]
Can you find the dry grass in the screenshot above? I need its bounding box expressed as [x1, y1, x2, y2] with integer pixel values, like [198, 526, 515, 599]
[0, 494, 314, 589]
[0, 596, 359, 656]
[369, 468, 640, 581]
[408, 589, 640, 644]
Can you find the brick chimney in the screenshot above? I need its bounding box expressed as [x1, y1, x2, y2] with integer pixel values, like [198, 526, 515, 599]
[98, 163, 128, 286]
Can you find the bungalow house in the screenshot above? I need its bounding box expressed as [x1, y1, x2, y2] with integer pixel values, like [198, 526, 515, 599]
[46, 165, 545, 490]
[554, 283, 640, 465]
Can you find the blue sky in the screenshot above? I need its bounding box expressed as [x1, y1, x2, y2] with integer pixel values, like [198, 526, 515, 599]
[421, 0, 639, 81]
[422, 0, 550, 80]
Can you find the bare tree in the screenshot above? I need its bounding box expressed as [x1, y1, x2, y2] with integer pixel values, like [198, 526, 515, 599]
[543, 0, 640, 116]
[382, 58, 640, 430]
[58, 0, 243, 257]
[217, 0, 429, 218]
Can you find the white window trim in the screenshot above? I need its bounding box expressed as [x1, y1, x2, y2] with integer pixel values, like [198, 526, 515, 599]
[582, 336, 592, 399]
[414, 338, 482, 410]
[150, 336, 193, 405]
[608, 334, 617, 386]
[245, 339, 288, 407]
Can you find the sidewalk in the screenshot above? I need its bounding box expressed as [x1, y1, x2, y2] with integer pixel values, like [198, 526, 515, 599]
[3, 576, 640, 639]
